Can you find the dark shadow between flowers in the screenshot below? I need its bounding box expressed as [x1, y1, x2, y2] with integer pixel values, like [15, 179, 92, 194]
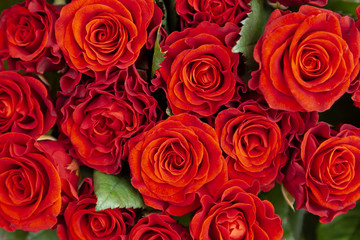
[319, 93, 360, 128]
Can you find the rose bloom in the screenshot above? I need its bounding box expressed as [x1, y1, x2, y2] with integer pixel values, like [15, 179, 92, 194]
[190, 180, 283, 239]
[249, 5, 360, 112]
[57, 178, 135, 240]
[0, 0, 63, 74]
[276, 110, 318, 182]
[128, 213, 191, 240]
[55, 0, 160, 75]
[0, 133, 62, 232]
[57, 66, 159, 174]
[128, 113, 227, 216]
[283, 122, 360, 223]
[352, 89, 360, 108]
[267, 0, 327, 9]
[38, 139, 79, 213]
[215, 101, 286, 191]
[175, 0, 250, 28]
[153, 21, 245, 117]
[0, 71, 56, 138]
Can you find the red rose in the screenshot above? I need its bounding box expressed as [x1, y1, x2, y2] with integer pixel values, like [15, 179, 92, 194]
[55, 0, 159, 75]
[276, 110, 318, 182]
[38, 140, 79, 213]
[279, 111, 319, 142]
[0, 133, 62, 232]
[215, 102, 286, 191]
[57, 178, 136, 240]
[0, 71, 56, 138]
[175, 0, 250, 28]
[153, 21, 245, 117]
[190, 180, 283, 239]
[128, 213, 191, 240]
[57, 66, 159, 174]
[128, 113, 227, 216]
[267, 0, 327, 9]
[352, 87, 360, 109]
[0, 0, 64, 74]
[283, 122, 360, 222]
[249, 5, 360, 112]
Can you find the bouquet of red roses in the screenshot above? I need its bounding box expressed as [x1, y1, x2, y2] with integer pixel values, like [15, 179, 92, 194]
[0, 0, 360, 239]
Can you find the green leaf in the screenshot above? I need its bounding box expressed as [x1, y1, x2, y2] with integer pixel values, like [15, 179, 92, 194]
[259, 184, 306, 240]
[26, 230, 59, 240]
[281, 184, 295, 211]
[93, 170, 145, 211]
[324, 0, 359, 19]
[232, 0, 272, 68]
[151, 27, 166, 77]
[317, 204, 360, 240]
[0, 0, 24, 12]
[172, 212, 194, 227]
[53, 0, 67, 5]
[0, 229, 27, 240]
[166, 106, 173, 116]
[0, 229, 58, 240]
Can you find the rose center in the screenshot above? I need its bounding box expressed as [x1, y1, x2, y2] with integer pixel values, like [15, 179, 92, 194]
[207, 0, 226, 16]
[89, 214, 111, 237]
[229, 219, 247, 239]
[86, 14, 128, 57]
[217, 211, 247, 240]
[163, 142, 186, 172]
[240, 132, 267, 158]
[92, 114, 114, 140]
[299, 47, 328, 81]
[323, 147, 355, 189]
[11, 16, 34, 46]
[5, 168, 33, 204]
[187, 58, 220, 90]
[0, 97, 12, 119]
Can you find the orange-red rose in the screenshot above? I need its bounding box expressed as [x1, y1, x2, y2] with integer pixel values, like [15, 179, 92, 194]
[38, 140, 79, 213]
[175, 0, 250, 28]
[57, 66, 159, 174]
[128, 113, 227, 216]
[0, 0, 64, 74]
[215, 101, 286, 191]
[283, 123, 360, 222]
[153, 21, 245, 117]
[250, 5, 360, 112]
[57, 178, 135, 240]
[190, 180, 283, 239]
[0, 133, 62, 232]
[0, 71, 56, 138]
[55, 0, 158, 75]
[128, 214, 191, 240]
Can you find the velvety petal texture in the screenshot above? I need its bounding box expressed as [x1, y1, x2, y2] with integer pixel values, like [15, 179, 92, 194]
[175, 0, 251, 28]
[128, 113, 227, 216]
[249, 5, 360, 112]
[0, 133, 62, 232]
[190, 180, 283, 239]
[153, 21, 245, 117]
[0, 71, 56, 138]
[215, 101, 286, 191]
[57, 66, 159, 174]
[128, 213, 191, 240]
[0, 0, 64, 73]
[55, 0, 158, 75]
[57, 178, 135, 240]
[283, 122, 360, 223]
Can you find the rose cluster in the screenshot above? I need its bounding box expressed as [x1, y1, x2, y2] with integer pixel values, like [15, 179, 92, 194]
[1, 0, 360, 239]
